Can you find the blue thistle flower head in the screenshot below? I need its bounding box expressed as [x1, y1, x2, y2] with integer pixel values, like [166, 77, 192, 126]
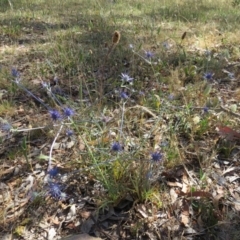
[41, 81, 50, 89]
[168, 94, 174, 100]
[49, 109, 61, 121]
[111, 142, 123, 152]
[162, 42, 170, 50]
[11, 68, 20, 78]
[228, 72, 234, 80]
[66, 129, 74, 137]
[47, 182, 66, 200]
[145, 50, 154, 59]
[203, 72, 214, 80]
[205, 50, 211, 57]
[151, 151, 163, 162]
[63, 107, 74, 117]
[203, 106, 209, 113]
[121, 73, 134, 83]
[0, 122, 12, 132]
[48, 167, 58, 178]
[11, 68, 21, 83]
[120, 91, 128, 99]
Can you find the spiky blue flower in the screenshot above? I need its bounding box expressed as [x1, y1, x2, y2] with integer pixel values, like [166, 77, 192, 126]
[228, 72, 234, 80]
[111, 142, 123, 152]
[203, 106, 209, 113]
[162, 42, 170, 50]
[47, 182, 66, 200]
[151, 151, 163, 162]
[11, 68, 21, 83]
[49, 109, 61, 121]
[203, 72, 214, 80]
[41, 81, 50, 89]
[66, 129, 74, 137]
[145, 50, 154, 59]
[63, 107, 74, 117]
[168, 94, 174, 100]
[0, 122, 12, 132]
[120, 91, 128, 99]
[121, 73, 134, 83]
[48, 167, 58, 177]
[11, 68, 20, 78]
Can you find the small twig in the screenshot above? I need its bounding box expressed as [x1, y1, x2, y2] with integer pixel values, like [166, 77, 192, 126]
[220, 105, 240, 118]
[127, 104, 158, 119]
[10, 123, 71, 133]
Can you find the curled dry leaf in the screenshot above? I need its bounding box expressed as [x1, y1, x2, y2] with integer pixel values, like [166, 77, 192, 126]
[216, 126, 240, 140]
[170, 188, 178, 204]
[48, 227, 56, 240]
[180, 198, 190, 227]
[136, 204, 148, 218]
[181, 172, 189, 194]
[80, 210, 91, 219]
[212, 193, 224, 212]
[178, 190, 212, 198]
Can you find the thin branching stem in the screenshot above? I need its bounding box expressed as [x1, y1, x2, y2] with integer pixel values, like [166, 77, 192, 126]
[48, 124, 63, 171]
[119, 101, 126, 141]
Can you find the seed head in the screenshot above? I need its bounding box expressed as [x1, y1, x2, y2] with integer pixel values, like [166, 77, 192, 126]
[112, 31, 121, 44]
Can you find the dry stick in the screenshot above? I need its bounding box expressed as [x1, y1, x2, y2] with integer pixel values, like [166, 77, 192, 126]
[220, 105, 240, 118]
[48, 124, 63, 171]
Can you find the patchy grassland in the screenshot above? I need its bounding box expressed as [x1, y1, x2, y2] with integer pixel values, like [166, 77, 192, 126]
[1, 0, 240, 239]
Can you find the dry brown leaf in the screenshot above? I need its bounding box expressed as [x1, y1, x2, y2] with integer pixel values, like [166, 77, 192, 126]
[216, 126, 240, 140]
[197, 215, 204, 231]
[50, 216, 60, 225]
[178, 191, 212, 198]
[80, 218, 95, 234]
[222, 166, 237, 175]
[212, 193, 224, 211]
[80, 211, 91, 219]
[170, 188, 178, 203]
[30, 79, 42, 85]
[181, 172, 189, 194]
[226, 175, 240, 183]
[60, 234, 103, 240]
[136, 204, 148, 218]
[180, 198, 190, 227]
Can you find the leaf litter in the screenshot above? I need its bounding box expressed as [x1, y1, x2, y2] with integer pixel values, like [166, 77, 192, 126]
[1, 1, 240, 240]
